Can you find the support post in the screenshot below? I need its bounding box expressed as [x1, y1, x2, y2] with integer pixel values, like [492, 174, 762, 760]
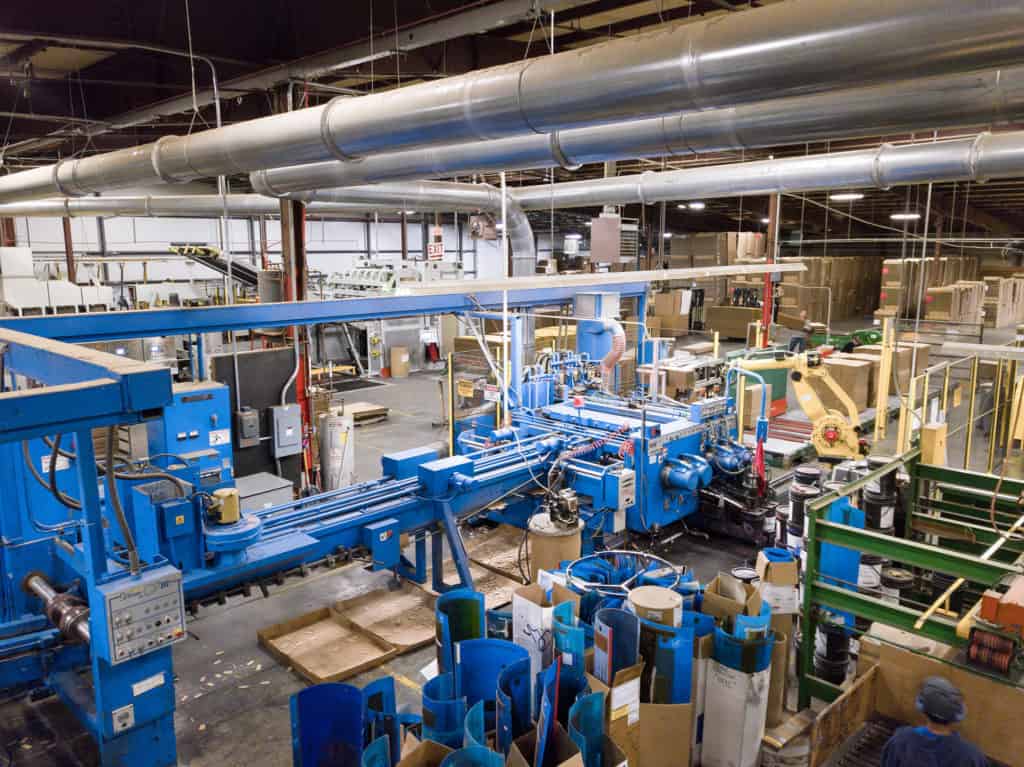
[62, 217, 76, 283]
[762, 194, 780, 347]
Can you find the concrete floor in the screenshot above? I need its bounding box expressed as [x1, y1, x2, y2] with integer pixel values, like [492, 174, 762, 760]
[9, 319, 1007, 765]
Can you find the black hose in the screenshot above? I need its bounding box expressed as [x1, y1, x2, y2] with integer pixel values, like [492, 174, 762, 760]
[106, 426, 140, 574]
[21, 438, 81, 511]
[42, 434, 188, 495]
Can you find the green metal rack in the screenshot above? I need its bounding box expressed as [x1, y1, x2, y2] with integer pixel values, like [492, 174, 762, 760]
[797, 451, 1024, 707]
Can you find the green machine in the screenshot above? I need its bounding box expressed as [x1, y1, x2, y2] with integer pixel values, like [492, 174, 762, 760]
[807, 326, 882, 352]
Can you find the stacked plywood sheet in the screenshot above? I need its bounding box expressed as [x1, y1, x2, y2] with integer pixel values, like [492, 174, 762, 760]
[924, 281, 985, 323]
[981, 276, 1024, 328]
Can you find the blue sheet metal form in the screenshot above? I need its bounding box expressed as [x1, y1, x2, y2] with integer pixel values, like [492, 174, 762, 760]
[568, 693, 607, 767]
[439, 745, 505, 767]
[592, 608, 640, 685]
[463, 701, 488, 749]
[436, 589, 486, 675]
[495, 657, 532, 755]
[291, 678, 416, 767]
[423, 673, 467, 749]
[457, 638, 530, 731]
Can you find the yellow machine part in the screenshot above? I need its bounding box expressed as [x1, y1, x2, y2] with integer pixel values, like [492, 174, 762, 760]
[211, 488, 241, 525]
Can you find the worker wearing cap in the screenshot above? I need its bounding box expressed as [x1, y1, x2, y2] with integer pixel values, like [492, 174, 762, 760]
[881, 677, 987, 766]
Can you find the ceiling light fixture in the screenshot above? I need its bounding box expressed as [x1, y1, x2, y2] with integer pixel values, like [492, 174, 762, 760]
[688, 201, 706, 211]
[829, 192, 865, 202]
[890, 212, 921, 221]
[760, 217, 771, 224]
[565, 233, 583, 240]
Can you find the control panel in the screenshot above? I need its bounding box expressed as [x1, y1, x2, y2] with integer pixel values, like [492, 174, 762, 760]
[102, 569, 186, 665]
[613, 468, 636, 533]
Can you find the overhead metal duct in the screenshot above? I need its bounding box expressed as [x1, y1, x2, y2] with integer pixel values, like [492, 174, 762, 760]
[290, 181, 536, 275]
[508, 130, 1024, 210]
[0, 195, 368, 218]
[253, 65, 1024, 194]
[1, 0, 1023, 202]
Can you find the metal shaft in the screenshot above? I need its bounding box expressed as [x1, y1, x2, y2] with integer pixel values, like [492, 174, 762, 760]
[24, 574, 91, 644]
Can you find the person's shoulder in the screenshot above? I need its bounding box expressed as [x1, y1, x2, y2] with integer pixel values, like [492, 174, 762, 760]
[889, 725, 916, 740]
[951, 734, 988, 765]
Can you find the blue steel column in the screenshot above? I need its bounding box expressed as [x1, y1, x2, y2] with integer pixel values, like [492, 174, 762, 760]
[509, 314, 523, 408]
[196, 334, 205, 381]
[73, 430, 108, 579]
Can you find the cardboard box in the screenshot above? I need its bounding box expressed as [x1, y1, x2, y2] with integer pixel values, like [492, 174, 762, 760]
[813, 357, 871, 414]
[702, 573, 763, 623]
[810, 643, 1024, 767]
[855, 344, 913, 390]
[755, 551, 800, 618]
[703, 660, 771, 767]
[706, 305, 761, 340]
[679, 341, 714, 355]
[512, 584, 578, 686]
[507, 722, 584, 767]
[390, 346, 411, 377]
[836, 353, 880, 406]
[587, 659, 692, 767]
[742, 382, 766, 430]
[397, 739, 454, 767]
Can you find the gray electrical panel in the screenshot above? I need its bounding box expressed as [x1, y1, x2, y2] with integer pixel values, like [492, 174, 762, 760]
[235, 408, 260, 449]
[271, 405, 302, 458]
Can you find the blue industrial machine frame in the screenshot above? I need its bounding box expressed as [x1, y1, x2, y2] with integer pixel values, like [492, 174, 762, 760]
[0, 280, 770, 766]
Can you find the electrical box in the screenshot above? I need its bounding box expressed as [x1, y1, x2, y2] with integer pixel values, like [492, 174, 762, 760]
[146, 381, 232, 481]
[271, 405, 302, 458]
[361, 518, 400, 571]
[575, 291, 620, 321]
[235, 407, 260, 449]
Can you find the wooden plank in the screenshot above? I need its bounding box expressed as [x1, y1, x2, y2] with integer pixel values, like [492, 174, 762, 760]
[809, 665, 878, 767]
[334, 581, 437, 651]
[257, 606, 397, 684]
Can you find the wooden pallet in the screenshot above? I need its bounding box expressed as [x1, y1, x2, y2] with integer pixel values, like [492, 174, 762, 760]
[341, 401, 389, 427]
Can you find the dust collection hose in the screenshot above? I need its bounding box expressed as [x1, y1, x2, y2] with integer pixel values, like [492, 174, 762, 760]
[599, 320, 626, 393]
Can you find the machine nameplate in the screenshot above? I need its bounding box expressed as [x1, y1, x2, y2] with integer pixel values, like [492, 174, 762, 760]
[132, 672, 166, 697]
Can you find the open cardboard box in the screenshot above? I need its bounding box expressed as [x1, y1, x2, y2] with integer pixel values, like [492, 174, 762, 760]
[585, 655, 693, 767]
[702, 572, 763, 623]
[809, 642, 1024, 767]
[397, 737, 454, 767]
[506, 721, 584, 767]
[512, 583, 580, 689]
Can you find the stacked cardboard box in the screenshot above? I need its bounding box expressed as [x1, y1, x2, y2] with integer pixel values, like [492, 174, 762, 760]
[669, 232, 765, 306]
[876, 256, 980, 321]
[651, 291, 690, 337]
[835, 352, 881, 406]
[809, 357, 872, 413]
[706, 305, 761, 339]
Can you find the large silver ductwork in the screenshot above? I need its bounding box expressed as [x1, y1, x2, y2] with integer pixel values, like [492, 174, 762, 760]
[0, 195, 369, 218]
[252, 65, 1024, 195]
[510, 130, 1024, 210]
[1, 0, 1023, 203]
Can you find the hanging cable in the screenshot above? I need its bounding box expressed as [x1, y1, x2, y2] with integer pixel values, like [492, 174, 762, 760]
[105, 426, 140, 575]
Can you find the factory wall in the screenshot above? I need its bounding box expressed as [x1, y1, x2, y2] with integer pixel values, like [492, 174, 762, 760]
[12, 214, 505, 285]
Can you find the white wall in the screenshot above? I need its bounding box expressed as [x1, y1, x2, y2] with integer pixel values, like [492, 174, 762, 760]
[15, 214, 502, 283]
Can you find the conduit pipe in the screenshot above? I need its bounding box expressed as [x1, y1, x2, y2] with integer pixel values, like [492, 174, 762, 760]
[253, 64, 1024, 194]
[286, 181, 536, 273]
[2, 0, 1024, 202]
[510, 130, 1024, 210]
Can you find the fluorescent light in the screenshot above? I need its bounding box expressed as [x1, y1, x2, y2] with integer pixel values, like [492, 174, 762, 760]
[565, 233, 583, 240]
[687, 201, 706, 210]
[760, 217, 771, 224]
[890, 212, 921, 221]
[585, 222, 592, 227]
[830, 192, 864, 202]
[663, 232, 673, 239]
[399, 210, 416, 215]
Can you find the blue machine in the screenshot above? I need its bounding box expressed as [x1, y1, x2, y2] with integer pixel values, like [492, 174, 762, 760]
[0, 281, 770, 766]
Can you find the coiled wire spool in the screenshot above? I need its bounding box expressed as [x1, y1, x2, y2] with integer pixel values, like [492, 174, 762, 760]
[968, 629, 1017, 674]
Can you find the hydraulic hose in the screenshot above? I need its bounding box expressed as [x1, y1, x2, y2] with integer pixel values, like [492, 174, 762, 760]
[105, 426, 140, 574]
